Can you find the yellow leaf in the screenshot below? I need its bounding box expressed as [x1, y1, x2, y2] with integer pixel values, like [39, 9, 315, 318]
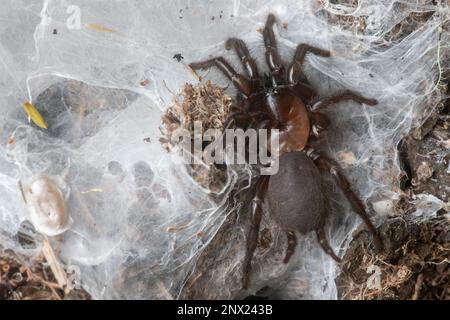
[23, 102, 48, 129]
[85, 23, 117, 34]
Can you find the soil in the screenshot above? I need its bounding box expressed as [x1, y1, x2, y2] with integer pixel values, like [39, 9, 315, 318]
[336, 84, 450, 300]
[337, 216, 450, 299]
[0, 247, 90, 300]
[160, 81, 231, 193]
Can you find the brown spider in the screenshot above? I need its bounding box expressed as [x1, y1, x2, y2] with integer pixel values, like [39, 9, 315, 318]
[189, 13, 382, 290]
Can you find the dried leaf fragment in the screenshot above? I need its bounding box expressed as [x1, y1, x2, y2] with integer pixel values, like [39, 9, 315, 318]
[22, 102, 48, 129]
[85, 23, 117, 34]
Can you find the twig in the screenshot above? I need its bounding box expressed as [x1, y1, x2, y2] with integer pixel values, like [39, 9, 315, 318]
[412, 273, 424, 300]
[41, 236, 69, 293]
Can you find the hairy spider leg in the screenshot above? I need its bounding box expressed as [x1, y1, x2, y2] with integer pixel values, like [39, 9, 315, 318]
[225, 38, 259, 80]
[242, 175, 270, 290]
[309, 111, 331, 139]
[283, 231, 298, 263]
[189, 57, 253, 97]
[289, 81, 317, 102]
[316, 225, 341, 262]
[311, 90, 378, 111]
[263, 14, 284, 81]
[313, 154, 383, 251]
[287, 44, 330, 84]
[223, 109, 271, 132]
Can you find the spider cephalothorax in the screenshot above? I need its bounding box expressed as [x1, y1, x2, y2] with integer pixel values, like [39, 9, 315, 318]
[190, 13, 382, 290]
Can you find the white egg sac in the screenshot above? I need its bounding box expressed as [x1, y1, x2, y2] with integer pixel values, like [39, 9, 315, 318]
[24, 176, 72, 236]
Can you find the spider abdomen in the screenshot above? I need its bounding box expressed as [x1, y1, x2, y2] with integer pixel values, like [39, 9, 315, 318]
[267, 151, 327, 234]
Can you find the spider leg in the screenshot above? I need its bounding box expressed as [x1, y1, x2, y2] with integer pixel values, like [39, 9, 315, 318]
[189, 57, 252, 97]
[283, 231, 297, 264]
[287, 44, 330, 84]
[224, 112, 250, 129]
[242, 175, 269, 290]
[310, 90, 378, 111]
[290, 81, 316, 102]
[263, 14, 284, 78]
[224, 110, 269, 130]
[225, 38, 259, 79]
[309, 111, 331, 140]
[316, 226, 341, 262]
[311, 151, 383, 251]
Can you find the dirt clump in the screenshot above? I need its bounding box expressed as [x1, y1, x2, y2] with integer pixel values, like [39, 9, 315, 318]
[337, 216, 450, 300]
[0, 247, 90, 300]
[337, 82, 450, 300]
[160, 81, 232, 193]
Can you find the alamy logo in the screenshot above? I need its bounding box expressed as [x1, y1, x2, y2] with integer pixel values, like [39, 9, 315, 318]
[66, 5, 81, 30]
[171, 121, 279, 175]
